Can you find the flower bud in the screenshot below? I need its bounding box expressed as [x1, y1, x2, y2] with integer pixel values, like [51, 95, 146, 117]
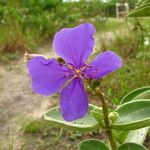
[108, 111, 119, 122]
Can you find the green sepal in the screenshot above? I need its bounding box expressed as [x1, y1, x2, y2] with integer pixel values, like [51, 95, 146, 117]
[78, 139, 110, 150]
[44, 104, 101, 132]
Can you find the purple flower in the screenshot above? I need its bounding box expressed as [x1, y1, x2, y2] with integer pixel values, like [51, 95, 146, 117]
[27, 23, 122, 121]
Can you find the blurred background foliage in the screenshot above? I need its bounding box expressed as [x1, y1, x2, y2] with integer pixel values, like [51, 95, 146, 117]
[0, 0, 150, 149]
[0, 0, 140, 54]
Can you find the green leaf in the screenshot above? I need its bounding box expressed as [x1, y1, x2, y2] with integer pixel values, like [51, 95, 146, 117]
[120, 86, 150, 104]
[128, 6, 150, 17]
[117, 142, 147, 150]
[128, 0, 150, 17]
[115, 87, 150, 144]
[125, 127, 149, 144]
[112, 100, 150, 130]
[141, 0, 150, 4]
[78, 139, 110, 150]
[91, 105, 103, 123]
[133, 90, 150, 100]
[112, 130, 129, 144]
[44, 104, 101, 132]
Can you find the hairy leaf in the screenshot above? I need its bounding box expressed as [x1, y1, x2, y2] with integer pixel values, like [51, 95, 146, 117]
[120, 86, 150, 104]
[115, 88, 150, 144]
[112, 100, 150, 130]
[133, 90, 150, 100]
[44, 104, 102, 132]
[125, 127, 149, 144]
[117, 142, 147, 150]
[79, 139, 110, 150]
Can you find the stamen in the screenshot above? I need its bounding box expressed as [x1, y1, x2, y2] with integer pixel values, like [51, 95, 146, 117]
[63, 63, 93, 81]
[74, 69, 81, 76]
[58, 75, 77, 93]
[65, 72, 70, 77]
[66, 63, 74, 70]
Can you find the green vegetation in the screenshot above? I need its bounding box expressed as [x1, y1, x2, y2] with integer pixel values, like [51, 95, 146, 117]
[0, 0, 149, 149]
[22, 119, 91, 149]
[0, 0, 139, 56]
[20, 17, 150, 148]
[88, 18, 150, 105]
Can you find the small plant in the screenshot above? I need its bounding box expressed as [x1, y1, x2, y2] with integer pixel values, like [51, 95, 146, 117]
[25, 23, 150, 150]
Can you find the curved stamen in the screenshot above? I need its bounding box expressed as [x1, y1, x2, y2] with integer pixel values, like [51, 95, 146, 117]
[58, 75, 78, 93]
[63, 63, 95, 81]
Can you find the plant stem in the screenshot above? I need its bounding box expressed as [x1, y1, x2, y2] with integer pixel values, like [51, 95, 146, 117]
[96, 88, 117, 150]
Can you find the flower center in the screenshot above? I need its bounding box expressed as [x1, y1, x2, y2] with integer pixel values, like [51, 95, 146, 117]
[74, 69, 82, 76]
[65, 64, 87, 79]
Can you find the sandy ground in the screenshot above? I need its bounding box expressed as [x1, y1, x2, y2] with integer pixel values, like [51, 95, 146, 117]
[0, 45, 58, 149]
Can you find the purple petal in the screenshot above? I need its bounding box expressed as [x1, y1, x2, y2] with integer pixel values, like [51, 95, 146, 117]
[60, 78, 88, 121]
[53, 23, 95, 67]
[27, 56, 69, 96]
[85, 51, 122, 79]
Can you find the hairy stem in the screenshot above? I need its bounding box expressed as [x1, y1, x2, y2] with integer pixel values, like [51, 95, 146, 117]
[96, 88, 117, 150]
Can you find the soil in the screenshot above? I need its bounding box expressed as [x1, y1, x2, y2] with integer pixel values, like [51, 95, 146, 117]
[0, 45, 58, 149]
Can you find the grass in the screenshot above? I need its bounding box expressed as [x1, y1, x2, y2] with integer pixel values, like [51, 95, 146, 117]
[0, 52, 19, 63]
[93, 18, 126, 33]
[21, 119, 102, 150]
[23, 119, 47, 133]
[0, 23, 41, 63]
[92, 18, 150, 105]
